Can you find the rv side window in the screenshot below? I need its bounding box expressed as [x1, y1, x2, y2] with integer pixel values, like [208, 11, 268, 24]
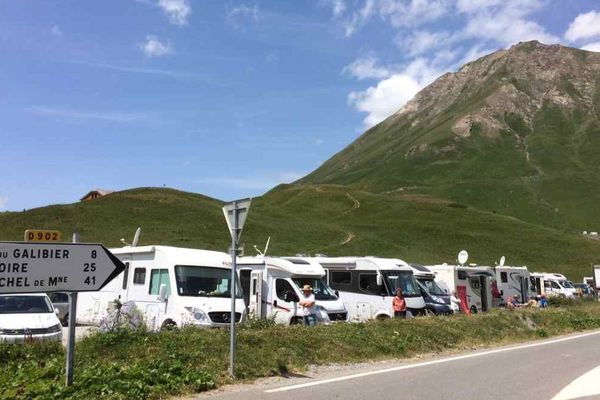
[544, 281, 551, 289]
[133, 268, 146, 285]
[500, 272, 507, 283]
[330, 271, 352, 285]
[276, 279, 296, 301]
[469, 277, 481, 291]
[457, 271, 467, 280]
[551, 281, 561, 290]
[122, 262, 130, 290]
[149, 269, 171, 296]
[359, 273, 384, 296]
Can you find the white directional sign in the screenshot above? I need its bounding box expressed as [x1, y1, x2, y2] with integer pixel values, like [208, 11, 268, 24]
[222, 198, 252, 241]
[0, 242, 126, 294]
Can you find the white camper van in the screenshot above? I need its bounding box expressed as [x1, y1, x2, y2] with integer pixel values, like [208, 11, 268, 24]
[427, 264, 495, 313]
[493, 266, 531, 304]
[530, 272, 577, 298]
[77, 246, 246, 329]
[236, 256, 348, 324]
[302, 257, 426, 321]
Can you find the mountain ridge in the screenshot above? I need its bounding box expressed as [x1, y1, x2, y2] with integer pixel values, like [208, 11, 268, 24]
[300, 41, 600, 231]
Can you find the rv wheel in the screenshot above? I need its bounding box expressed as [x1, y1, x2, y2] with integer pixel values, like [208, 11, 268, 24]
[470, 306, 478, 314]
[290, 317, 303, 325]
[161, 320, 177, 330]
[376, 314, 390, 321]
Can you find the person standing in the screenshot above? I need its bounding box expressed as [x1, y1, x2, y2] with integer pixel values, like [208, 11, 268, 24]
[392, 288, 407, 318]
[299, 285, 317, 326]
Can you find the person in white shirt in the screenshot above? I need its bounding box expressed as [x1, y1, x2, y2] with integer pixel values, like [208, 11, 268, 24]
[299, 285, 317, 326]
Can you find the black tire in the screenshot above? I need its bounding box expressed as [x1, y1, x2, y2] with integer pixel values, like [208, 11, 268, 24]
[290, 317, 304, 325]
[61, 314, 69, 327]
[161, 320, 177, 331]
[470, 306, 478, 314]
[376, 314, 390, 321]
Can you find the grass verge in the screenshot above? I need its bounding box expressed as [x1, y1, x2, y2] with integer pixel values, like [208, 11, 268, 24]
[2, 303, 600, 399]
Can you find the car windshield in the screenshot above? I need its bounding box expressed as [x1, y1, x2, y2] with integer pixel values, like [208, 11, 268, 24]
[0, 296, 53, 314]
[382, 270, 421, 297]
[175, 265, 242, 298]
[292, 277, 338, 301]
[559, 280, 574, 289]
[417, 277, 447, 296]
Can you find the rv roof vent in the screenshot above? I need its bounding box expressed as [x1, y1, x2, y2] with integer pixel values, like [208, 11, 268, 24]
[314, 253, 327, 257]
[287, 258, 310, 265]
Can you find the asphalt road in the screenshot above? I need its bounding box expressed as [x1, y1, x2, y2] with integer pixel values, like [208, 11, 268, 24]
[193, 330, 600, 400]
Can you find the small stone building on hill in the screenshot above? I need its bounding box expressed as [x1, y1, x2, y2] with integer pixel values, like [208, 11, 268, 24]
[80, 189, 114, 202]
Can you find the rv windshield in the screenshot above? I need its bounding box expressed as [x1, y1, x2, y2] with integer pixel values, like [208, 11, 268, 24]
[416, 277, 447, 296]
[559, 280, 574, 289]
[292, 278, 338, 301]
[175, 266, 242, 298]
[382, 270, 421, 297]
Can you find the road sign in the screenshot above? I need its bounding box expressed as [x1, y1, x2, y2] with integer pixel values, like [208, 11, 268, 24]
[222, 198, 251, 241]
[0, 242, 125, 294]
[222, 197, 252, 378]
[24, 229, 62, 242]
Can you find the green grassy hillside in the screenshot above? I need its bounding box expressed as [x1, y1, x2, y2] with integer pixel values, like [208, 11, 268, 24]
[1, 186, 599, 280]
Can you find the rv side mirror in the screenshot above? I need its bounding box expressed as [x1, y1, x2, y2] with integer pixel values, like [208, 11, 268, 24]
[284, 291, 298, 303]
[158, 284, 168, 302]
[376, 272, 383, 287]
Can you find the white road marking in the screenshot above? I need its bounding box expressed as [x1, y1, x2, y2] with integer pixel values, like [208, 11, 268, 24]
[551, 365, 600, 400]
[265, 330, 600, 393]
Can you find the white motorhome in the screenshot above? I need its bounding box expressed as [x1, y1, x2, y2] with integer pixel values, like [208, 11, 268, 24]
[301, 256, 426, 321]
[236, 256, 348, 324]
[493, 266, 531, 304]
[530, 272, 577, 298]
[427, 264, 495, 313]
[77, 246, 246, 329]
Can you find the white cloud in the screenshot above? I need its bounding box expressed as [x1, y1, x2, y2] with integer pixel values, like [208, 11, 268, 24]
[398, 30, 451, 56]
[26, 106, 146, 123]
[342, 56, 394, 80]
[339, 0, 448, 37]
[158, 0, 191, 25]
[582, 41, 600, 52]
[348, 58, 441, 128]
[331, 0, 347, 17]
[565, 11, 600, 42]
[0, 196, 7, 211]
[140, 36, 172, 57]
[460, 1, 559, 46]
[315, 138, 324, 146]
[456, 0, 504, 14]
[226, 4, 259, 29]
[51, 25, 62, 37]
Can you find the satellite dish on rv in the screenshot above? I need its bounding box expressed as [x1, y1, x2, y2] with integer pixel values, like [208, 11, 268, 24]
[132, 227, 141, 247]
[499, 256, 505, 267]
[458, 250, 469, 265]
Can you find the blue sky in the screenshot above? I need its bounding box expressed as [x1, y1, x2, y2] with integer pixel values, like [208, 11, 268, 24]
[1, 0, 599, 211]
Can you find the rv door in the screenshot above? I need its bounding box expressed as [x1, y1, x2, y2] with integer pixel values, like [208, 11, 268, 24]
[249, 271, 264, 318]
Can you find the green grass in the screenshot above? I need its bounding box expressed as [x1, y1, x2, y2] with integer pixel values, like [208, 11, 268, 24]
[2, 303, 600, 399]
[2, 186, 600, 280]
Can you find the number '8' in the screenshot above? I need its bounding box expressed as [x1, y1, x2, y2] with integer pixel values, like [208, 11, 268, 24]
[91, 250, 97, 259]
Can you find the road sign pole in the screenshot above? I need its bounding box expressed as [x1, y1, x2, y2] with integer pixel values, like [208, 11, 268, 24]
[229, 201, 238, 377]
[65, 292, 77, 386]
[66, 232, 79, 386]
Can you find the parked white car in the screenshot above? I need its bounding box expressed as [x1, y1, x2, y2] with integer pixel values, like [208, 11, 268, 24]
[0, 294, 63, 342]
